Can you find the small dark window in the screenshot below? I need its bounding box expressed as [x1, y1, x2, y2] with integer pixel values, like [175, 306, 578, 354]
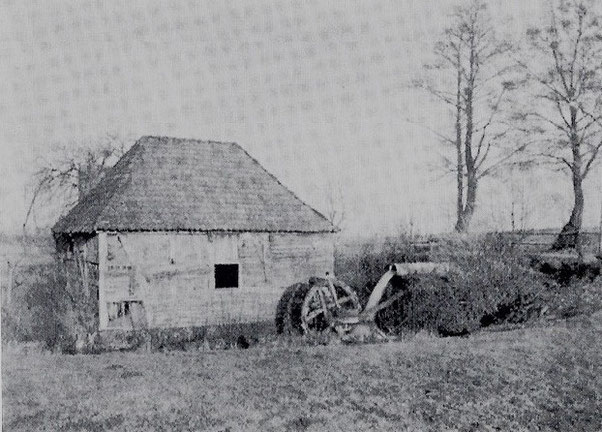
[215, 264, 239, 288]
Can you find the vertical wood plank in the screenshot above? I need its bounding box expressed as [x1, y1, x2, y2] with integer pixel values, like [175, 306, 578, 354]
[98, 231, 108, 330]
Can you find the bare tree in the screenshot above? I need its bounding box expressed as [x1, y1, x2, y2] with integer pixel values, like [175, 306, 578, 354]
[515, 0, 602, 250]
[415, 0, 523, 232]
[2, 134, 129, 306]
[24, 133, 127, 233]
[324, 181, 346, 231]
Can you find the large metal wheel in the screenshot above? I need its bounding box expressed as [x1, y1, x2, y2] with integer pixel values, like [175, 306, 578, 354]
[275, 282, 307, 334]
[299, 279, 361, 334]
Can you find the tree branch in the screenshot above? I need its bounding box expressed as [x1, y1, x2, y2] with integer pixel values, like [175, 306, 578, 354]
[582, 140, 602, 178]
[404, 117, 456, 146]
[473, 88, 506, 164]
[477, 144, 530, 179]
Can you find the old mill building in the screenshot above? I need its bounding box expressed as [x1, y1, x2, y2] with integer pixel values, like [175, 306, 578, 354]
[52, 136, 335, 331]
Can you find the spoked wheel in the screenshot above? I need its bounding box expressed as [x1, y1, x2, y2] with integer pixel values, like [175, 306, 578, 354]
[300, 279, 361, 334]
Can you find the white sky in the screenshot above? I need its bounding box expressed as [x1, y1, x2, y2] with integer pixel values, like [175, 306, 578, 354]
[1, 0, 601, 235]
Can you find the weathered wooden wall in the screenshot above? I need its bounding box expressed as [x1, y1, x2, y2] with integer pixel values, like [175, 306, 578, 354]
[54, 234, 101, 333]
[55, 234, 99, 297]
[99, 231, 334, 330]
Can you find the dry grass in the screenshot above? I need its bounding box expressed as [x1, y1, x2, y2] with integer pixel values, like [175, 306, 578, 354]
[3, 313, 602, 432]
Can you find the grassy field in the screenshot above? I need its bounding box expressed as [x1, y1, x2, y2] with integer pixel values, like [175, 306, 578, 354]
[3, 313, 601, 432]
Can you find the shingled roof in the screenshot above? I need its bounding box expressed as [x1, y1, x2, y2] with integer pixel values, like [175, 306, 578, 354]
[52, 136, 335, 234]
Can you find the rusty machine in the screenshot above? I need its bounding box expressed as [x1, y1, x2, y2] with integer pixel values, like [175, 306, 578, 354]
[276, 262, 449, 341]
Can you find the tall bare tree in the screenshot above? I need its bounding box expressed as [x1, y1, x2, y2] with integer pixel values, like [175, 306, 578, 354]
[24, 133, 127, 233]
[515, 0, 602, 250]
[415, 0, 523, 232]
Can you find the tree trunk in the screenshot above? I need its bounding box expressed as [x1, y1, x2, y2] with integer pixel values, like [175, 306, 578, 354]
[552, 168, 584, 251]
[454, 141, 465, 232]
[463, 174, 478, 231]
[454, 50, 465, 233]
[456, 33, 477, 233]
[456, 173, 478, 233]
[553, 106, 583, 251]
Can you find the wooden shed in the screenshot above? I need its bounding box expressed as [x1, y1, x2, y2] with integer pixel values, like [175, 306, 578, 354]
[52, 136, 335, 331]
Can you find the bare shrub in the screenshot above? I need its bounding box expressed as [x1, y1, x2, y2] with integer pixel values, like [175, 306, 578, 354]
[348, 234, 550, 336]
[335, 235, 433, 304]
[98, 321, 275, 352]
[543, 276, 602, 319]
[2, 261, 97, 352]
[531, 256, 601, 286]
[436, 235, 548, 327]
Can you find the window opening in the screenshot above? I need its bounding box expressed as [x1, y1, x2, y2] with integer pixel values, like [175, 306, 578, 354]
[214, 264, 239, 288]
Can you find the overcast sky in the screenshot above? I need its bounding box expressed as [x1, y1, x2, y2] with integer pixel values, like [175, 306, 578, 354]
[1, 0, 601, 235]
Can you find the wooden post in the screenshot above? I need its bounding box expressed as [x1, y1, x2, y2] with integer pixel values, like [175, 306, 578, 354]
[598, 194, 602, 257]
[98, 232, 108, 330]
[5, 261, 14, 306]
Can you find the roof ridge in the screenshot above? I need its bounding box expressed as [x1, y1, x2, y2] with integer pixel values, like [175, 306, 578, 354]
[141, 135, 236, 145]
[231, 142, 336, 233]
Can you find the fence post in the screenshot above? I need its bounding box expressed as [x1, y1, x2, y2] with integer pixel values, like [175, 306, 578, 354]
[5, 260, 15, 306]
[599, 196, 602, 257]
